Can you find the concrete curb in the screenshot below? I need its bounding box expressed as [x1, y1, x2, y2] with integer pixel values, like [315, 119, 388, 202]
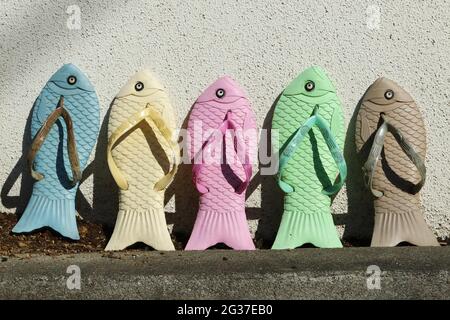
[0, 247, 449, 299]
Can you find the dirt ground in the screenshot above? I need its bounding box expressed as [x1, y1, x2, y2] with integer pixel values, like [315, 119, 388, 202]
[0, 212, 186, 256]
[0, 212, 447, 256]
[0, 212, 107, 256]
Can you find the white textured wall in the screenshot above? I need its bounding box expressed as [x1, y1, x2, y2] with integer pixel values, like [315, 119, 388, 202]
[0, 0, 449, 241]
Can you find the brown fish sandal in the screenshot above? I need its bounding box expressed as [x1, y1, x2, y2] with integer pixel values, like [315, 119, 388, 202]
[355, 77, 439, 247]
[27, 96, 81, 186]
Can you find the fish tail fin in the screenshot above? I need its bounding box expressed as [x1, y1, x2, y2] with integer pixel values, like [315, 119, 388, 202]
[185, 210, 255, 250]
[105, 209, 175, 251]
[272, 210, 342, 249]
[371, 210, 440, 247]
[12, 195, 79, 240]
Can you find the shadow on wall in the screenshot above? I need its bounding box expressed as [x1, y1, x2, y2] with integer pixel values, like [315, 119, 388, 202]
[165, 110, 198, 243]
[90, 102, 118, 231]
[0, 103, 35, 218]
[341, 92, 374, 244]
[253, 93, 284, 247]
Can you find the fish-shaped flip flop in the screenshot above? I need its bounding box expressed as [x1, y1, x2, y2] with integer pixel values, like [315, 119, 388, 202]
[356, 77, 439, 247]
[13, 64, 100, 240]
[185, 76, 257, 250]
[105, 70, 179, 251]
[271, 66, 347, 249]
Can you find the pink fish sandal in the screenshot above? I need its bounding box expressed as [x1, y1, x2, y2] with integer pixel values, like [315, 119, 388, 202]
[185, 76, 257, 250]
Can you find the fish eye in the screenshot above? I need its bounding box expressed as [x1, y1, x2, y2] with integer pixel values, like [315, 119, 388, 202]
[67, 76, 77, 85]
[305, 81, 315, 92]
[135, 81, 144, 91]
[384, 90, 394, 100]
[216, 88, 225, 98]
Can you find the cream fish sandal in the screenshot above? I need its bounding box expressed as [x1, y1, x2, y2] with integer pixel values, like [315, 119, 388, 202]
[105, 70, 179, 251]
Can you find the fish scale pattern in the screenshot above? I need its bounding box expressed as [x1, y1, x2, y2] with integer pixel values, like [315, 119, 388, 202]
[108, 95, 175, 212]
[31, 84, 100, 200]
[356, 101, 439, 246]
[188, 101, 255, 213]
[273, 95, 345, 213]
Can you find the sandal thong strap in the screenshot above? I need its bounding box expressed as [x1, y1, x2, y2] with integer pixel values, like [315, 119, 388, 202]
[363, 114, 426, 198]
[277, 105, 347, 195]
[27, 96, 81, 186]
[107, 104, 179, 191]
[192, 110, 252, 195]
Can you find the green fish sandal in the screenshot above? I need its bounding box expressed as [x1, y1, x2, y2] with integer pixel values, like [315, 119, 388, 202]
[272, 66, 347, 249]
